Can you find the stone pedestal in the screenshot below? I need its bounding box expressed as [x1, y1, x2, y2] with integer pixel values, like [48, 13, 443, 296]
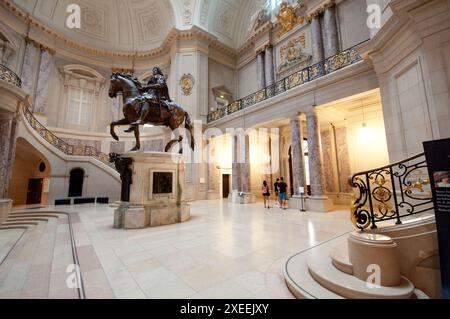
[116, 152, 191, 229]
[228, 190, 256, 204]
[0, 199, 12, 225]
[289, 195, 333, 212]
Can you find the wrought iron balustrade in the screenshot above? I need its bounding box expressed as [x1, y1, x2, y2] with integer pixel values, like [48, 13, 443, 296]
[350, 153, 434, 230]
[22, 106, 112, 166]
[0, 64, 22, 88]
[207, 43, 365, 123]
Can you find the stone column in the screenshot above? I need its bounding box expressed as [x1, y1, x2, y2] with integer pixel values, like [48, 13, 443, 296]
[311, 14, 325, 64]
[306, 109, 334, 212]
[290, 115, 307, 196]
[256, 51, 266, 90]
[4, 117, 18, 199]
[307, 109, 325, 196]
[0, 117, 14, 198]
[232, 134, 241, 192]
[264, 46, 275, 87]
[240, 134, 251, 193]
[20, 39, 38, 96]
[34, 48, 54, 114]
[323, 3, 339, 58]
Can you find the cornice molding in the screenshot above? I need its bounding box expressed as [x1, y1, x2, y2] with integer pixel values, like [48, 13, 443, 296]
[2, 0, 238, 60]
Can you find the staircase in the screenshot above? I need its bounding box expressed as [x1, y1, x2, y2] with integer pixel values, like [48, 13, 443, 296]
[0, 210, 85, 299]
[284, 153, 440, 299]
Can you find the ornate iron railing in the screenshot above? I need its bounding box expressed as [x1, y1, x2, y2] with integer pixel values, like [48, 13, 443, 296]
[350, 153, 434, 230]
[0, 64, 22, 88]
[22, 106, 111, 166]
[207, 44, 364, 123]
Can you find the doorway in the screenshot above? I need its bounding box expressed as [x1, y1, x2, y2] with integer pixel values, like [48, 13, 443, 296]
[26, 178, 43, 205]
[68, 168, 84, 197]
[222, 174, 230, 198]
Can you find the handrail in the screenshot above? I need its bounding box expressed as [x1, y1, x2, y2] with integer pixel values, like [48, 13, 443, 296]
[22, 106, 112, 167]
[0, 64, 22, 88]
[207, 42, 366, 123]
[350, 152, 434, 230]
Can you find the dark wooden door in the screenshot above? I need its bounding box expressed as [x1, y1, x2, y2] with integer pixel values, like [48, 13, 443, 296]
[222, 174, 230, 198]
[27, 178, 43, 205]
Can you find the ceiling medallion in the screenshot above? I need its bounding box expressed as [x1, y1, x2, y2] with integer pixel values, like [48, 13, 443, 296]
[277, 2, 306, 36]
[180, 73, 195, 96]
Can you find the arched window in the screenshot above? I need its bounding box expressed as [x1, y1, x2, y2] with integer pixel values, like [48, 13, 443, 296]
[68, 168, 84, 197]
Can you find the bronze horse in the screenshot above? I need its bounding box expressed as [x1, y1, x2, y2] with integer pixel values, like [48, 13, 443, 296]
[108, 73, 194, 153]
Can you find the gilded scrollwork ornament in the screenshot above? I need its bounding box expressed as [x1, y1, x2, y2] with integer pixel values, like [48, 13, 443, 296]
[180, 73, 195, 96]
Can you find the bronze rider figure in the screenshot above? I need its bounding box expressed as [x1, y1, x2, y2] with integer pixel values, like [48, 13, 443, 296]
[124, 66, 171, 133]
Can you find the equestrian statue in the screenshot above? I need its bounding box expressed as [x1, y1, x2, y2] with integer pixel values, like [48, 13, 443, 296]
[108, 67, 195, 153]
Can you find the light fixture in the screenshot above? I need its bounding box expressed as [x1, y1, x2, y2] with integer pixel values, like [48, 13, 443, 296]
[361, 99, 367, 128]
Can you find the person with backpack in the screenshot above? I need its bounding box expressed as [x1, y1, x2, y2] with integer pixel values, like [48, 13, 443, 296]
[278, 177, 288, 210]
[273, 178, 280, 207]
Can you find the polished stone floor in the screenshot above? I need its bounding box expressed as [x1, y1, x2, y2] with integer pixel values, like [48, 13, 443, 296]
[11, 199, 354, 299]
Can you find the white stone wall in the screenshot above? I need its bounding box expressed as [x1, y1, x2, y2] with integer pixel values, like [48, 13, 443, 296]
[337, 0, 370, 49]
[208, 58, 236, 110]
[238, 59, 258, 99]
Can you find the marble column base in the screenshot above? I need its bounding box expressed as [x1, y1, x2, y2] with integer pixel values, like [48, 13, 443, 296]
[289, 195, 334, 212]
[228, 190, 256, 204]
[287, 195, 307, 210]
[0, 199, 12, 226]
[207, 191, 220, 200]
[307, 196, 334, 212]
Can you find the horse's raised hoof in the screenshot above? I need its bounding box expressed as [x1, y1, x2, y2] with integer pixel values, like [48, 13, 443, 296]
[111, 133, 119, 141]
[130, 146, 140, 152]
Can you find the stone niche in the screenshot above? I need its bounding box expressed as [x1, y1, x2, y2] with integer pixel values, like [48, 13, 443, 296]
[115, 152, 191, 229]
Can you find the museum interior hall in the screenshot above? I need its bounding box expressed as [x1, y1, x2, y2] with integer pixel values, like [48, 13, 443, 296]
[0, 0, 449, 300]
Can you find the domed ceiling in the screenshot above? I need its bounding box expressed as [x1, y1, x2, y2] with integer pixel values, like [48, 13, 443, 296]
[9, 0, 264, 52]
[10, 0, 175, 52]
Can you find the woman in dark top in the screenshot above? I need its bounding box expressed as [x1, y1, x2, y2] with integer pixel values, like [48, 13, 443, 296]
[262, 181, 270, 209]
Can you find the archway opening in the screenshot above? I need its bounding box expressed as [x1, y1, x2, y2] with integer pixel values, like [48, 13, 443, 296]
[9, 138, 51, 206]
[68, 169, 84, 197]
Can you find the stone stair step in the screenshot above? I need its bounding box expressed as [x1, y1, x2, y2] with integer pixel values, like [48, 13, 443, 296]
[329, 242, 353, 275]
[307, 245, 415, 299]
[0, 228, 27, 265]
[48, 214, 79, 299]
[0, 221, 47, 295]
[19, 217, 59, 298]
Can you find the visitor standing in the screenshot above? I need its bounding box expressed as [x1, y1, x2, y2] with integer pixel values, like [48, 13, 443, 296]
[261, 181, 270, 209]
[274, 178, 280, 207]
[278, 177, 288, 210]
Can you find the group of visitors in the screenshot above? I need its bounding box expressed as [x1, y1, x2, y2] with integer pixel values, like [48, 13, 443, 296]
[261, 178, 288, 210]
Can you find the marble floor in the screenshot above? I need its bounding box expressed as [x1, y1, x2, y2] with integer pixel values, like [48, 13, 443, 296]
[8, 199, 354, 299]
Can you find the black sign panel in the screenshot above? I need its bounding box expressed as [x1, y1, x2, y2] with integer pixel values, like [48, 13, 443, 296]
[423, 138, 450, 299]
[153, 172, 173, 194]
